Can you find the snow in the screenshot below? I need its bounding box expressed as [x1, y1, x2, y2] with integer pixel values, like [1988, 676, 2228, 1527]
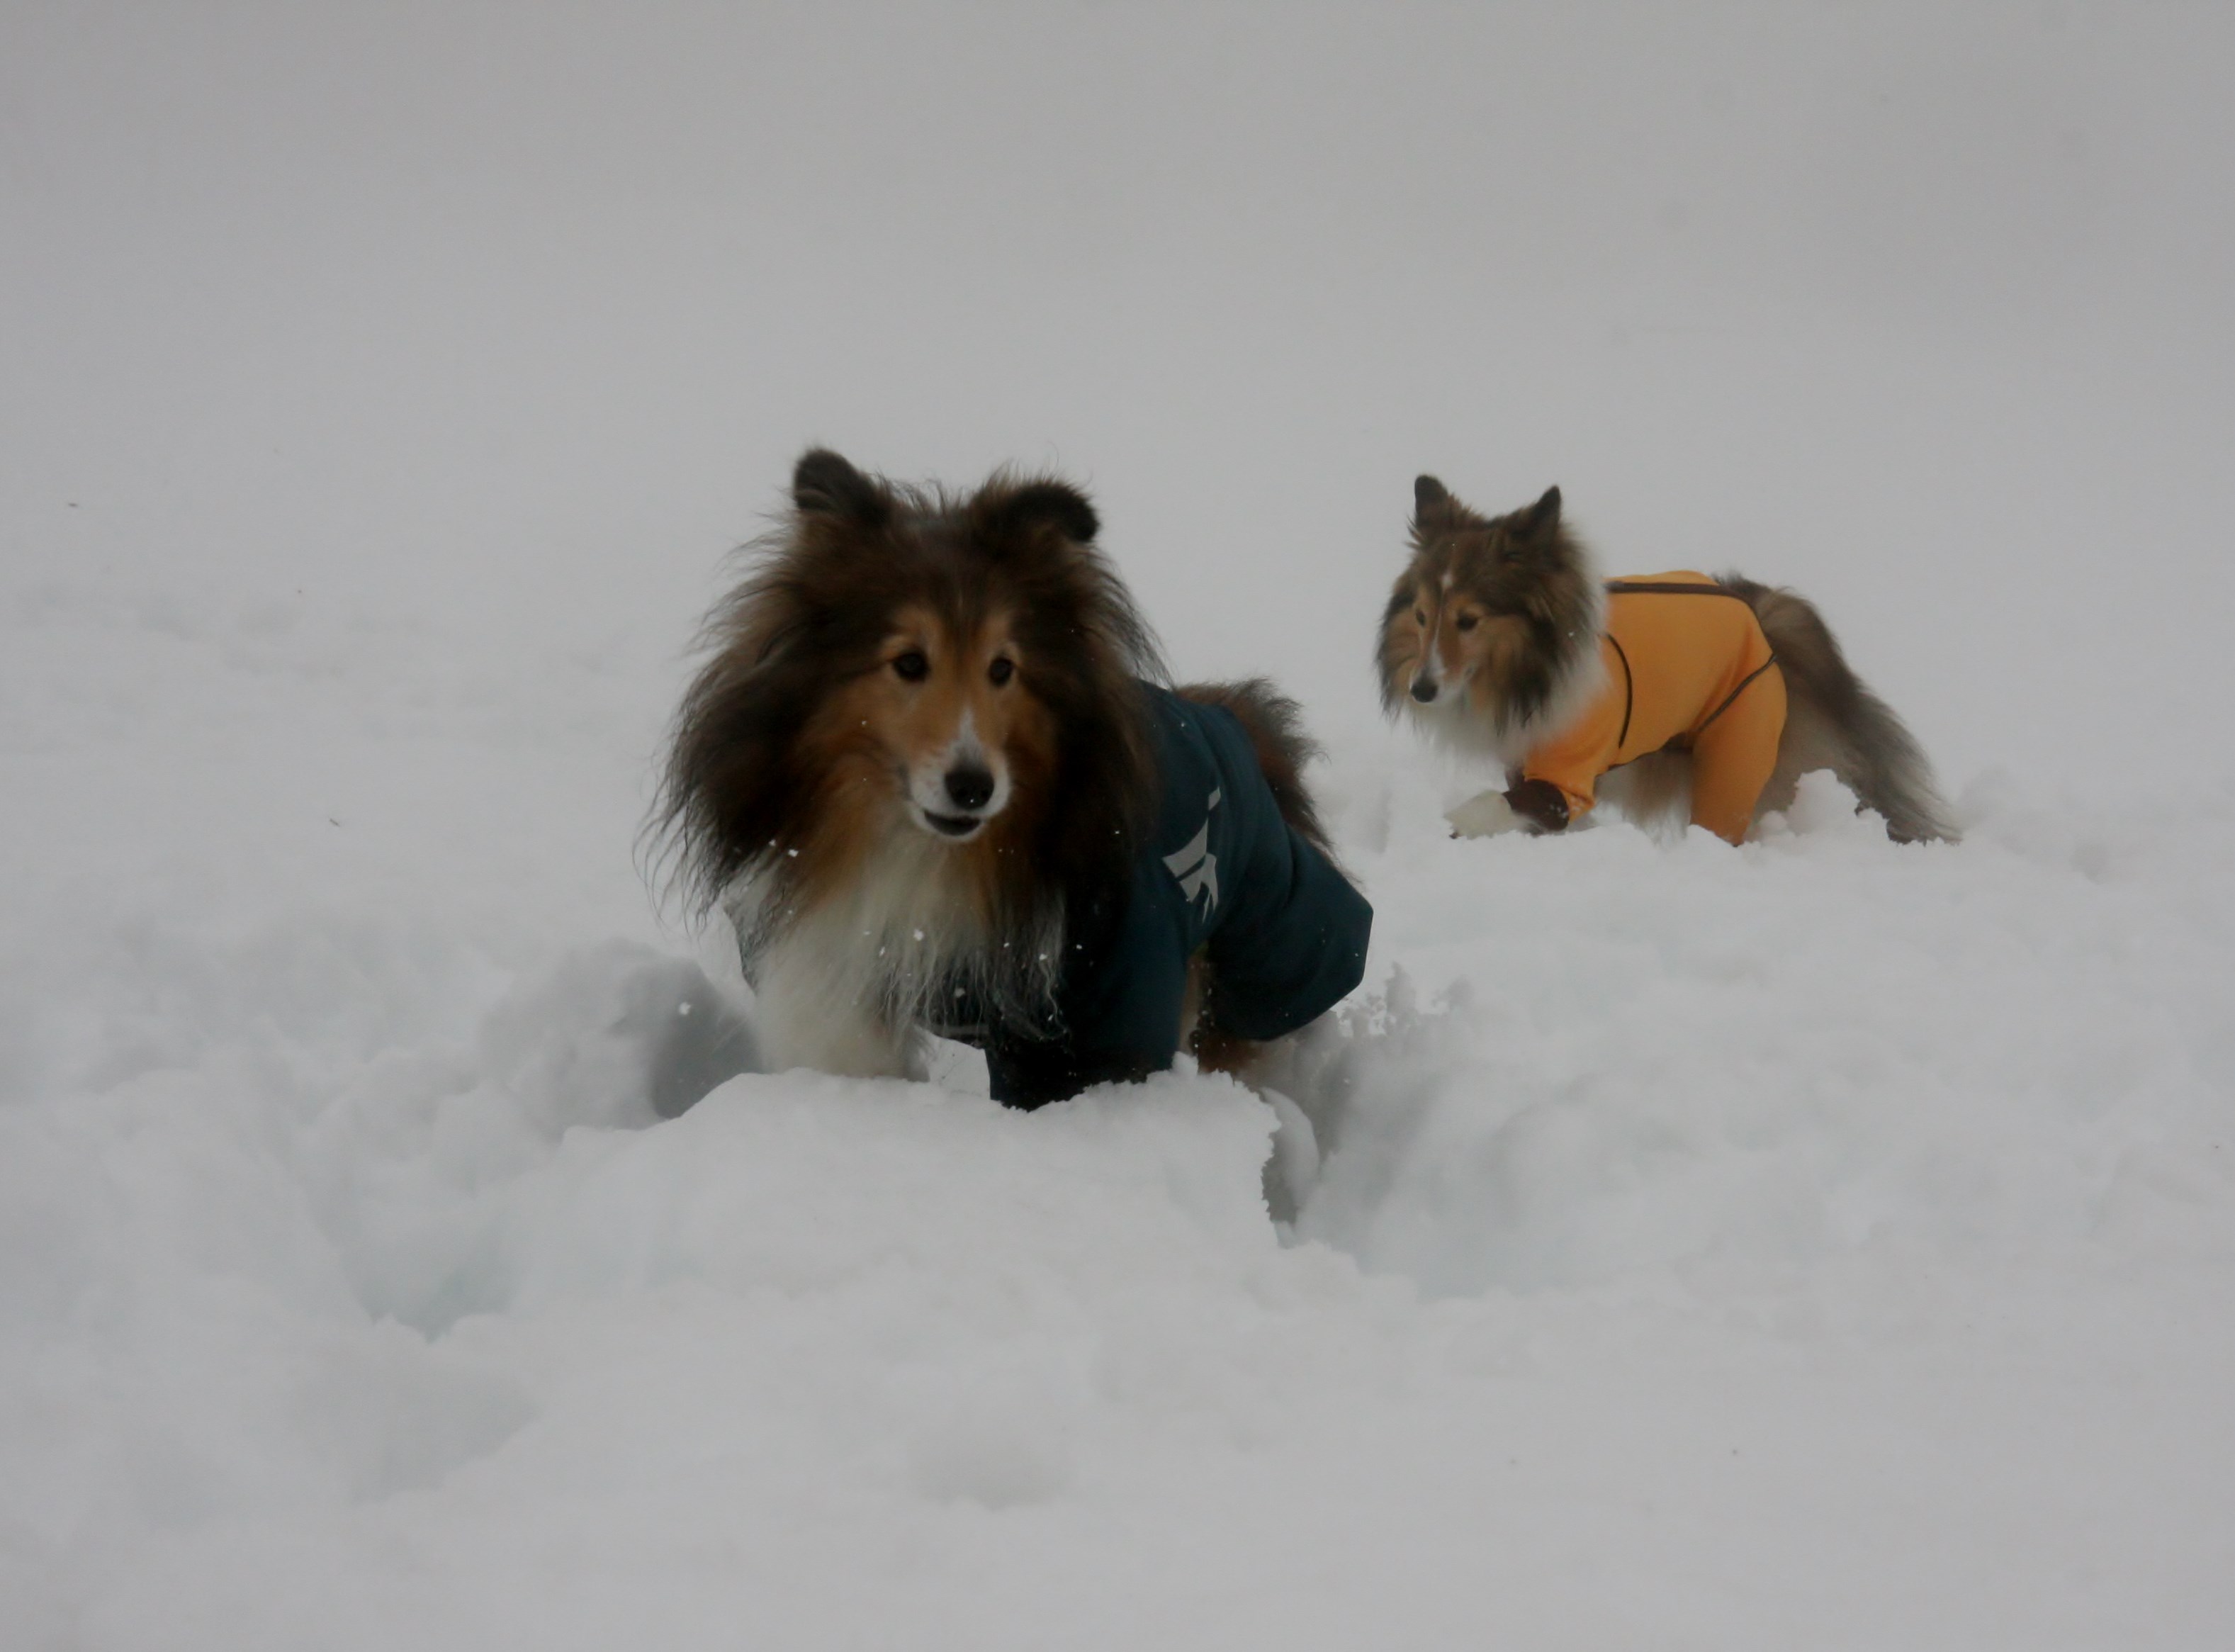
[8, 4, 2235, 1646]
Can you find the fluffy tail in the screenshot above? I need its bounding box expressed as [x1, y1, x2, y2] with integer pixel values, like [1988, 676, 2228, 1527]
[1173, 677, 1334, 855]
[1718, 575, 1959, 844]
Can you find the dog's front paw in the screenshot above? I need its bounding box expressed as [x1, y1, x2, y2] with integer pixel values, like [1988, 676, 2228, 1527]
[1446, 790, 1524, 838]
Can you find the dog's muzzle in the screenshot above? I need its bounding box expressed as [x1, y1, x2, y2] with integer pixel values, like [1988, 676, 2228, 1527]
[916, 761, 999, 838]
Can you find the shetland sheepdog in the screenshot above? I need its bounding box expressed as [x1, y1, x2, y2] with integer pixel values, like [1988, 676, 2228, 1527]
[1379, 475, 1956, 845]
[653, 449, 1371, 1111]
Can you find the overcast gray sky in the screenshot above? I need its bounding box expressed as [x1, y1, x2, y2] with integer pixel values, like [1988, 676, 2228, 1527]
[8, 1, 2230, 782]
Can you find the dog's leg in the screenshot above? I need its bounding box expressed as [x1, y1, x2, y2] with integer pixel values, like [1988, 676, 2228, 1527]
[749, 928, 918, 1080]
[1195, 1023, 1320, 1224]
[1446, 789, 1524, 838]
[1185, 951, 1273, 1079]
[1689, 663, 1786, 845]
[1187, 956, 1324, 1222]
[1450, 777, 1576, 838]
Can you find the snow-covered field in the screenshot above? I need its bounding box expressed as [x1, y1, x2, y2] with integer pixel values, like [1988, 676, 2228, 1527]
[8, 6, 2235, 1646]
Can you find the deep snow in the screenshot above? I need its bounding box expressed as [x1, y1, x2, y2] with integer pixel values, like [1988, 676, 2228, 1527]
[8, 4, 2235, 1648]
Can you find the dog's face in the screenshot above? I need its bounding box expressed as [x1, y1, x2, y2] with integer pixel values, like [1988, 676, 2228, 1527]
[768, 449, 1141, 861]
[1379, 476, 1592, 724]
[820, 600, 1057, 844]
[655, 447, 1163, 918]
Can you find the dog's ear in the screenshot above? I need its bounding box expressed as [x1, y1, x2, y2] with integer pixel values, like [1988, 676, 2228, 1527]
[792, 448, 888, 525]
[1515, 485, 1563, 539]
[1413, 475, 1451, 522]
[993, 479, 1099, 546]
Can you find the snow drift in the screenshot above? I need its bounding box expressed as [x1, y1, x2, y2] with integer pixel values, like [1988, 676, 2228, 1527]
[9, 4, 2235, 1646]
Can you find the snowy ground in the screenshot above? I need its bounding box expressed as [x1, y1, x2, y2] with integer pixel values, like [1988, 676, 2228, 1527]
[9, 6, 2235, 1648]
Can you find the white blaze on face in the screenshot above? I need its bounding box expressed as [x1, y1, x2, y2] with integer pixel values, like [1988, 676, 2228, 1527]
[907, 707, 1013, 837]
[1434, 571, 1458, 680]
[1437, 629, 1468, 687]
[1427, 587, 1483, 699]
[1407, 588, 1448, 704]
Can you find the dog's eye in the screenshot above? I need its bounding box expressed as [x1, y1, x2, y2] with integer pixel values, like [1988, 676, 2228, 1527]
[1414, 608, 1427, 625]
[987, 657, 1015, 687]
[892, 651, 929, 682]
[1456, 614, 1479, 631]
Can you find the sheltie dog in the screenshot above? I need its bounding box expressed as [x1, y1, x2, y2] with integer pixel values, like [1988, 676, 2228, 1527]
[1379, 475, 1956, 845]
[653, 449, 1371, 1111]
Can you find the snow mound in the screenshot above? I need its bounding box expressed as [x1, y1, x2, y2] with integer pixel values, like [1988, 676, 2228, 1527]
[1293, 771, 2235, 1297]
[10, 766, 2235, 1648]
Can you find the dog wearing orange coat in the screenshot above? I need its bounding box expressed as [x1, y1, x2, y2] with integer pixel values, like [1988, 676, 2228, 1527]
[1379, 476, 1956, 845]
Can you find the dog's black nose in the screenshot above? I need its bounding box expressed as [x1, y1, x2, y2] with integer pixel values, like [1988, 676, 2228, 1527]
[1409, 675, 1439, 704]
[944, 766, 995, 811]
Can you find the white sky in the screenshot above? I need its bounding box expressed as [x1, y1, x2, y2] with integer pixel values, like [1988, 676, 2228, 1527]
[8, 1, 2232, 781]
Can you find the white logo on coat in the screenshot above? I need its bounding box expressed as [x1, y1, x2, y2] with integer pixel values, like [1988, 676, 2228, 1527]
[1162, 788, 1222, 915]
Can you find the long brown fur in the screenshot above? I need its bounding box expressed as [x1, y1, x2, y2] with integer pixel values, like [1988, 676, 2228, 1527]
[1381, 475, 1957, 843]
[652, 451, 1339, 1084]
[1172, 676, 1334, 858]
[1376, 478, 1604, 748]
[653, 450, 1163, 986]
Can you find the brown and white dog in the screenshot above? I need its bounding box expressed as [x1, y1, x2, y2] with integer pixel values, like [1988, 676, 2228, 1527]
[1378, 476, 1957, 845]
[652, 449, 1371, 1109]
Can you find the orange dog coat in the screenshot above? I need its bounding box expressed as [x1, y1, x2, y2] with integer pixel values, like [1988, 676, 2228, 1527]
[1518, 573, 1785, 844]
